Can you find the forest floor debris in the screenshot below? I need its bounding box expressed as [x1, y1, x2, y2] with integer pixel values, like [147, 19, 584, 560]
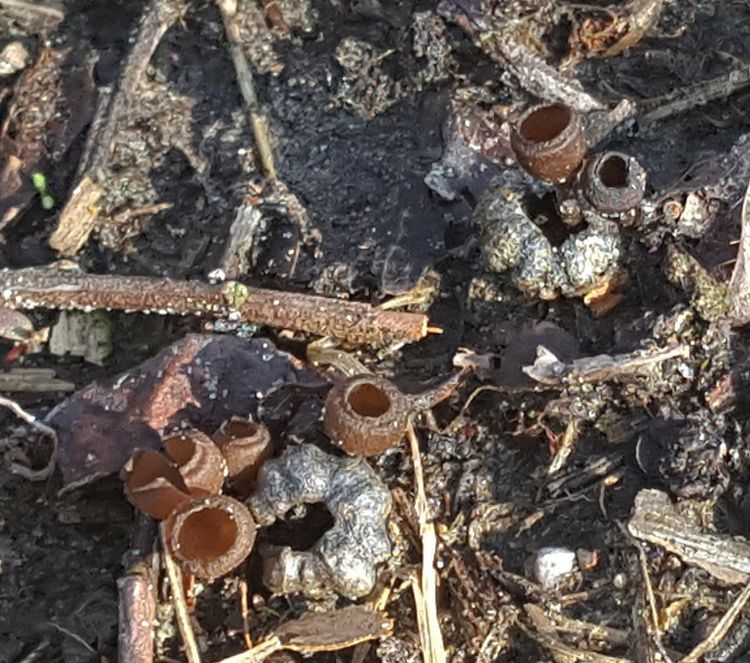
[3, 0, 750, 661]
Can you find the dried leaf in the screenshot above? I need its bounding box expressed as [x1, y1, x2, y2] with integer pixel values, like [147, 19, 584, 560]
[49, 334, 310, 487]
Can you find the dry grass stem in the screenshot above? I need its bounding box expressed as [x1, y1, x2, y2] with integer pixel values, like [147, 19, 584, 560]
[160, 524, 203, 663]
[406, 422, 447, 663]
[217, 0, 277, 180]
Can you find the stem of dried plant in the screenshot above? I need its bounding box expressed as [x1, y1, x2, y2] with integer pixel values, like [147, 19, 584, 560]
[680, 579, 750, 663]
[161, 524, 202, 663]
[406, 422, 447, 663]
[216, 0, 277, 180]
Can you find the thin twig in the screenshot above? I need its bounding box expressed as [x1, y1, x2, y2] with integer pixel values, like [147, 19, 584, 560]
[639, 64, 750, 123]
[161, 524, 202, 663]
[239, 578, 253, 650]
[0, 266, 430, 345]
[49, 0, 186, 255]
[217, 0, 277, 180]
[119, 513, 158, 663]
[47, 622, 95, 654]
[681, 579, 750, 663]
[406, 422, 446, 663]
[0, 394, 59, 481]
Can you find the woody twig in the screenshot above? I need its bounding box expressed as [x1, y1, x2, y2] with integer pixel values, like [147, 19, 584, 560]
[0, 266, 431, 345]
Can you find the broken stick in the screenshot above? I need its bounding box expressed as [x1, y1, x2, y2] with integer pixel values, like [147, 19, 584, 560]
[0, 266, 430, 345]
[49, 0, 186, 255]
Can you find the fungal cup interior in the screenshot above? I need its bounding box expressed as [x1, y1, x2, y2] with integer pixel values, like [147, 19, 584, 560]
[520, 104, 571, 143]
[176, 506, 238, 564]
[347, 383, 391, 417]
[597, 155, 629, 189]
[163, 434, 195, 467]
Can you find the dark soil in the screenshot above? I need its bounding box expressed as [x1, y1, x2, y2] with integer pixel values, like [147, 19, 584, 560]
[2, 0, 750, 661]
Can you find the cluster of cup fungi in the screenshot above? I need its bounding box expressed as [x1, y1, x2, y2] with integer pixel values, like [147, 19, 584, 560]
[480, 102, 647, 307]
[120, 373, 443, 598]
[118, 101, 642, 597]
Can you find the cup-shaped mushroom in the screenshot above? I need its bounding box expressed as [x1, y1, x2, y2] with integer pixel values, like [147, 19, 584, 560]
[162, 429, 226, 496]
[510, 103, 586, 182]
[583, 151, 646, 214]
[324, 375, 410, 456]
[120, 449, 191, 520]
[164, 494, 257, 580]
[212, 418, 273, 493]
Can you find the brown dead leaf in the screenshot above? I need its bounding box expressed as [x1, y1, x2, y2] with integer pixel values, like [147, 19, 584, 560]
[48, 334, 312, 487]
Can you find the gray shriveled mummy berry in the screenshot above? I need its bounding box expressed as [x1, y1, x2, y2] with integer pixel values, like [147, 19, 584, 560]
[247, 443, 392, 599]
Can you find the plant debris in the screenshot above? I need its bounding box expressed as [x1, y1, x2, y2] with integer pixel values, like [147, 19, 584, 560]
[6, 0, 750, 660]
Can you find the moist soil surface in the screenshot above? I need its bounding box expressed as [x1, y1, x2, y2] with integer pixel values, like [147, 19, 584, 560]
[2, 0, 750, 661]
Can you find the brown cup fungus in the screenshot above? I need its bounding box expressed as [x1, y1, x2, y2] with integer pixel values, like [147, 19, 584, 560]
[162, 429, 227, 495]
[164, 494, 257, 581]
[212, 417, 273, 492]
[120, 449, 191, 520]
[510, 103, 586, 182]
[583, 151, 646, 214]
[324, 375, 409, 456]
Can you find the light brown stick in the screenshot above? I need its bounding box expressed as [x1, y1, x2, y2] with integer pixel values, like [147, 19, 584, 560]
[0, 267, 429, 345]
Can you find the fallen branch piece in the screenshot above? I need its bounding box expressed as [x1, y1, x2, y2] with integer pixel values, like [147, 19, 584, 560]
[49, 0, 186, 255]
[217, 606, 392, 662]
[0, 367, 74, 392]
[628, 489, 750, 584]
[118, 514, 157, 663]
[524, 344, 689, 386]
[0, 266, 430, 345]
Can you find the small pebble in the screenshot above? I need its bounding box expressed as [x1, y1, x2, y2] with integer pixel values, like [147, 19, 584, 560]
[612, 572, 627, 589]
[0, 42, 30, 76]
[531, 546, 577, 589]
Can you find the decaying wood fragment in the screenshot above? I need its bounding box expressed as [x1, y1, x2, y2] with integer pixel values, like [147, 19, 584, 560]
[215, 201, 265, 280]
[438, 3, 603, 113]
[216, 606, 393, 662]
[523, 344, 689, 386]
[628, 489, 750, 584]
[0, 367, 74, 393]
[49, 0, 186, 255]
[118, 514, 158, 663]
[0, 266, 430, 345]
[47, 177, 104, 258]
